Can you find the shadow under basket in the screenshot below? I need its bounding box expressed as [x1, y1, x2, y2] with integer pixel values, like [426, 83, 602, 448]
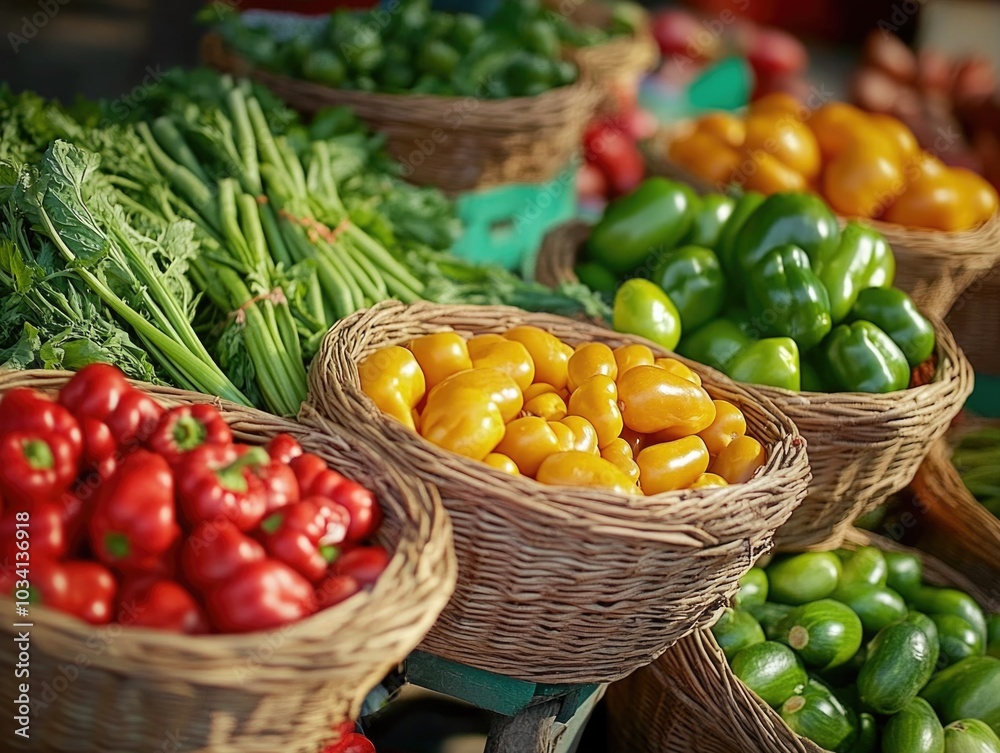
[0, 370, 456, 753]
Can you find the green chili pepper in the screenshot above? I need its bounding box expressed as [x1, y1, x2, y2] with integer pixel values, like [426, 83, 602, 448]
[683, 194, 736, 249]
[820, 321, 910, 393]
[726, 337, 801, 391]
[819, 221, 896, 323]
[735, 192, 841, 276]
[612, 278, 682, 351]
[652, 245, 726, 332]
[848, 288, 935, 367]
[677, 318, 751, 373]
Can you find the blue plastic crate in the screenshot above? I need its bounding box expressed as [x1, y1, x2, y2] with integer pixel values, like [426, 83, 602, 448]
[450, 162, 579, 277]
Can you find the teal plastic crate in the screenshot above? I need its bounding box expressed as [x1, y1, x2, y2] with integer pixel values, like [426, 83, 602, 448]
[450, 163, 578, 277]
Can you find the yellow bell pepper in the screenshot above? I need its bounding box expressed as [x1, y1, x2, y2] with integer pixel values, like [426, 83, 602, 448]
[691, 472, 729, 489]
[359, 346, 427, 431]
[567, 343, 619, 392]
[600, 437, 640, 482]
[469, 339, 536, 392]
[557, 415, 600, 455]
[421, 386, 505, 460]
[524, 392, 568, 421]
[617, 365, 716, 435]
[697, 400, 747, 456]
[408, 333, 473, 389]
[428, 368, 523, 423]
[467, 334, 507, 357]
[654, 357, 702, 386]
[523, 383, 558, 402]
[536, 451, 639, 494]
[504, 326, 571, 390]
[613, 344, 655, 376]
[636, 436, 710, 495]
[567, 374, 623, 449]
[710, 435, 767, 484]
[548, 421, 577, 453]
[483, 453, 520, 475]
[495, 416, 561, 477]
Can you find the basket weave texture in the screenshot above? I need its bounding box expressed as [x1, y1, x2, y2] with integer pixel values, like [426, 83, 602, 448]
[606, 529, 997, 753]
[537, 220, 974, 550]
[643, 125, 1000, 320]
[302, 300, 810, 684]
[0, 370, 456, 753]
[202, 34, 598, 193]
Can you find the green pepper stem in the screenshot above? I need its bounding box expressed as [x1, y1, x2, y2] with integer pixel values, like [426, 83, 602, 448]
[215, 447, 270, 493]
[104, 532, 131, 560]
[22, 439, 54, 471]
[171, 416, 209, 452]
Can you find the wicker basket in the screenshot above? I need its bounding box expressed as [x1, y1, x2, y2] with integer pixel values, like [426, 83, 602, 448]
[301, 300, 810, 685]
[0, 370, 456, 753]
[537, 220, 974, 550]
[606, 529, 998, 753]
[201, 34, 598, 193]
[644, 124, 1000, 320]
[945, 261, 1000, 376]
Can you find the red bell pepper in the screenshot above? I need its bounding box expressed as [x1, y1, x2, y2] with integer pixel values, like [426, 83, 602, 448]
[89, 450, 179, 570]
[0, 388, 83, 475]
[0, 431, 79, 506]
[0, 558, 70, 611]
[206, 559, 316, 633]
[323, 734, 376, 753]
[258, 498, 348, 582]
[583, 119, 645, 198]
[333, 546, 389, 586]
[0, 502, 65, 562]
[117, 575, 210, 634]
[148, 404, 232, 465]
[177, 445, 271, 531]
[58, 363, 132, 422]
[289, 453, 330, 493]
[79, 417, 117, 474]
[181, 520, 267, 591]
[329, 480, 382, 543]
[61, 561, 117, 625]
[316, 574, 361, 609]
[257, 458, 300, 514]
[267, 433, 303, 465]
[105, 389, 164, 448]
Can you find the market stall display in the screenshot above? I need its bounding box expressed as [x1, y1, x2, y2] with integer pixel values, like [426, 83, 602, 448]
[303, 300, 810, 684]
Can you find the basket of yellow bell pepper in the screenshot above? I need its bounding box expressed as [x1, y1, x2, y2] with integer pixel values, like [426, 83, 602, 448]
[644, 93, 1000, 319]
[301, 300, 810, 685]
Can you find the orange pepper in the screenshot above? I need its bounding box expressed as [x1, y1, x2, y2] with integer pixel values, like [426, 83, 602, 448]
[691, 472, 729, 489]
[668, 129, 742, 186]
[523, 383, 558, 402]
[359, 346, 426, 431]
[883, 169, 976, 231]
[868, 113, 919, 163]
[750, 92, 803, 117]
[697, 400, 747, 456]
[407, 333, 473, 390]
[822, 138, 902, 219]
[567, 343, 618, 392]
[654, 357, 702, 386]
[504, 326, 571, 390]
[710, 435, 767, 484]
[613, 344, 655, 377]
[483, 453, 520, 475]
[428, 368, 523, 423]
[469, 339, 536, 392]
[636, 436, 710, 494]
[740, 150, 809, 194]
[495, 416, 561, 477]
[600, 437, 640, 482]
[743, 111, 821, 180]
[567, 374, 623, 449]
[950, 167, 999, 227]
[420, 387, 504, 461]
[695, 111, 746, 148]
[617, 365, 716, 435]
[524, 392, 568, 421]
[536, 451, 639, 494]
[806, 102, 870, 162]
[557, 416, 600, 455]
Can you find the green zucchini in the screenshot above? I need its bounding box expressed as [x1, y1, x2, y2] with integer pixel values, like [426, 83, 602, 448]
[832, 582, 908, 636]
[712, 608, 766, 661]
[767, 552, 843, 605]
[751, 602, 796, 641]
[733, 568, 769, 611]
[907, 612, 942, 672]
[944, 719, 1000, 753]
[885, 551, 924, 600]
[934, 614, 986, 668]
[910, 588, 988, 645]
[858, 621, 936, 714]
[882, 697, 945, 753]
[731, 640, 808, 708]
[840, 546, 889, 587]
[922, 656, 1000, 736]
[780, 677, 857, 752]
[777, 599, 863, 670]
[856, 712, 878, 753]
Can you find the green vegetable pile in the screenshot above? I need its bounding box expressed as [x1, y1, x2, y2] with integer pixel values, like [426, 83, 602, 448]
[715, 546, 1000, 752]
[953, 426, 1000, 519]
[207, 0, 634, 98]
[581, 177, 936, 393]
[0, 69, 604, 415]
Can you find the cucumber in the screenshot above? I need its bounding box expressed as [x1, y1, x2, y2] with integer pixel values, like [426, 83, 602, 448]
[840, 546, 889, 587]
[882, 697, 945, 753]
[858, 621, 936, 714]
[944, 719, 1000, 753]
[731, 641, 808, 708]
[712, 608, 766, 661]
[734, 568, 769, 610]
[767, 552, 843, 605]
[780, 677, 857, 753]
[751, 602, 796, 641]
[832, 582, 908, 636]
[777, 599, 863, 670]
[907, 612, 942, 672]
[922, 656, 1000, 736]
[857, 712, 878, 753]
[885, 551, 924, 600]
[910, 588, 988, 645]
[934, 614, 986, 668]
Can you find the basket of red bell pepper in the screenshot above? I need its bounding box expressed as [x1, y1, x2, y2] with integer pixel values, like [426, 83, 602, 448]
[0, 366, 455, 753]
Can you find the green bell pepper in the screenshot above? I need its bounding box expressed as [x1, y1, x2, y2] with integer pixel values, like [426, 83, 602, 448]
[716, 191, 765, 276]
[652, 245, 726, 332]
[574, 261, 618, 297]
[612, 278, 682, 351]
[820, 321, 910, 393]
[849, 288, 936, 367]
[677, 319, 751, 373]
[734, 192, 841, 276]
[683, 194, 736, 249]
[587, 178, 694, 275]
[800, 357, 828, 392]
[819, 221, 896, 323]
[746, 244, 833, 351]
[727, 337, 801, 392]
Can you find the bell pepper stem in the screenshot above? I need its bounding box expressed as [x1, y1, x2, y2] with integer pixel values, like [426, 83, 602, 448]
[21, 438, 54, 471]
[320, 545, 340, 563]
[104, 532, 132, 560]
[171, 416, 209, 452]
[259, 513, 284, 535]
[215, 447, 270, 493]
